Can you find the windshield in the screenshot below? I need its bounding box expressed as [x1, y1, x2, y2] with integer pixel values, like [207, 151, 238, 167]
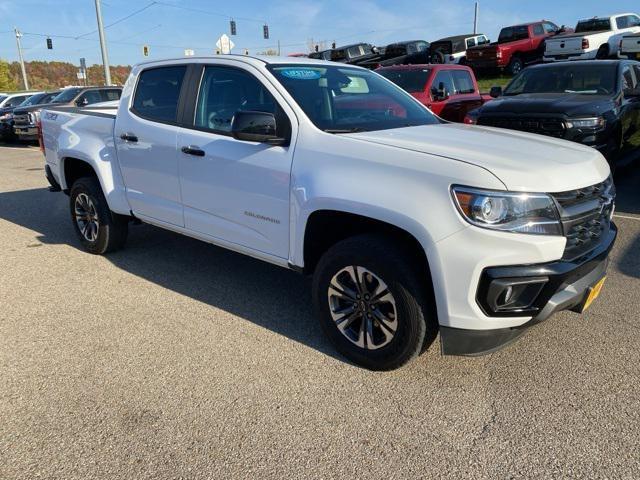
[576, 19, 612, 33]
[504, 64, 617, 96]
[377, 69, 430, 93]
[269, 64, 439, 132]
[498, 25, 529, 43]
[51, 88, 82, 103]
[19, 93, 46, 107]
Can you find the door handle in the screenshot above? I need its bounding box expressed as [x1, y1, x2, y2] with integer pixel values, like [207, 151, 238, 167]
[120, 133, 138, 142]
[181, 145, 205, 157]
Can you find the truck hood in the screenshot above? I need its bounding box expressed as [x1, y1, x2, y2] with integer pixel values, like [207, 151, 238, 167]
[13, 102, 63, 115]
[480, 93, 615, 117]
[347, 123, 609, 192]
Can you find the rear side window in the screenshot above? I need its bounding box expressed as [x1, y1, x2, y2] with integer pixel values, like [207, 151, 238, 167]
[5, 95, 29, 107]
[576, 19, 612, 33]
[498, 25, 530, 43]
[466, 38, 476, 49]
[451, 70, 476, 94]
[101, 89, 121, 101]
[132, 66, 187, 123]
[617, 16, 630, 30]
[378, 69, 430, 93]
[78, 90, 103, 106]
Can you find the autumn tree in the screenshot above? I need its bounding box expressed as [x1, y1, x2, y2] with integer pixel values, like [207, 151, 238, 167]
[0, 60, 18, 91]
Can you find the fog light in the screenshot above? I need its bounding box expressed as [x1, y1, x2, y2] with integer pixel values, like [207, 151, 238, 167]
[486, 277, 548, 313]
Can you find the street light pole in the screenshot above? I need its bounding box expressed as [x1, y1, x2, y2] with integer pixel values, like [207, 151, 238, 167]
[14, 28, 29, 90]
[94, 0, 112, 86]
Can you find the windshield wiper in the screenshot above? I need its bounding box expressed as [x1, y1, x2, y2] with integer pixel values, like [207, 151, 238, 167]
[323, 127, 367, 134]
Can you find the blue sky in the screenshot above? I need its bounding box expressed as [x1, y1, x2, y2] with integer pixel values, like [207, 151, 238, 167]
[0, 0, 637, 66]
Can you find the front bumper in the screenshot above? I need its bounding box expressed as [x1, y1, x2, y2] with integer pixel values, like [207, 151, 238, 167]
[440, 224, 617, 356]
[14, 125, 38, 140]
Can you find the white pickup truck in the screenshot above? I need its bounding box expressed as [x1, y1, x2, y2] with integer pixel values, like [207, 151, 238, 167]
[620, 33, 640, 60]
[40, 56, 616, 370]
[544, 13, 640, 62]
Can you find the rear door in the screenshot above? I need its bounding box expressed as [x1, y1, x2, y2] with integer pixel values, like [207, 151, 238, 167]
[175, 63, 296, 259]
[622, 64, 640, 152]
[116, 65, 189, 226]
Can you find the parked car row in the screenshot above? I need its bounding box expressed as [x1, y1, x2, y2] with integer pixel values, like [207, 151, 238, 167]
[0, 86, 122, 143]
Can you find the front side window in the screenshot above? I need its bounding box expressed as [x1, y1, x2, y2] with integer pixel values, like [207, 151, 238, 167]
[6, 95, 29, 107]
[132, 66, 187, 123]
[504, 64, 618, 96]
[617, 16, 630, 30]
[194, 66, 279, 134]
[431, 71, 455, 97]
[477, 35, 490, 45]
[78, 90, 103, 106]
[630, 15, 640, 27]
[269, 64, 438, 133]
[451, 70, 475, 94]
[533, 24, 545, 36]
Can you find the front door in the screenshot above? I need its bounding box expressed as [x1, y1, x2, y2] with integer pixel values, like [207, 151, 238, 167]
[177, 65, 295, 259]
[116, 65, 188, 226]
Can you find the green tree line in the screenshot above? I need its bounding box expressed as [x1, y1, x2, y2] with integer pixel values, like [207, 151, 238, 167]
[0, 59, 131, 92]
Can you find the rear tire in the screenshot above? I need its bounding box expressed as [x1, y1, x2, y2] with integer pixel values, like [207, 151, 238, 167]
[312, 234, 435, 371]
[69, 176, 128, 255]
[596, 45, 610, 60]
[507, 56, 523, 76]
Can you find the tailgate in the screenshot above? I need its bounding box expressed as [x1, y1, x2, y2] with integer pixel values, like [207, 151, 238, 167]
[546, 36, 585, 55]
[467, 45, 498, 61]
[622, 35, 640, 54]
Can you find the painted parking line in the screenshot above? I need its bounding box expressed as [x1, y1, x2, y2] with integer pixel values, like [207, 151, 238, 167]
[613, 214, 640, 221]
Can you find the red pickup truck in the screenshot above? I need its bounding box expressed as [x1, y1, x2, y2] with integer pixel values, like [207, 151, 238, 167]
[466, 21, 569, 75]
[376, 64, 492, 122]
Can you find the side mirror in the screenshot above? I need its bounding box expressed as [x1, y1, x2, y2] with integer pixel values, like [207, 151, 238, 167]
[432, 82, 450, 101]
[490, 86, 503, 98]
[231, 111, 286, 145]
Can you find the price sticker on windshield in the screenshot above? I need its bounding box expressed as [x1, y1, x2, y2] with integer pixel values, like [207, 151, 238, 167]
[279, 68, 322, 80]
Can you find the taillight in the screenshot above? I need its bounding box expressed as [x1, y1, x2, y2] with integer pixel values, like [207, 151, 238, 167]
[496, 51, 502, 59]
[37, 119, 44, 153]
[464, 114, 477, 125]
[582, 38, 589, 50]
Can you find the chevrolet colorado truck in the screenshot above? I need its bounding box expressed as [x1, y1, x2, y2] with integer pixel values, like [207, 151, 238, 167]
[467, 21, 567, 75]
[40, 56, 616, 370]
[544, 13, 640, 62]
[466, 60, 640, 170]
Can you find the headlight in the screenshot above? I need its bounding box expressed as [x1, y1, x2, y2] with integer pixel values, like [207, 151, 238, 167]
[566, 117, 605, 130]
[451, 186, 562, 235]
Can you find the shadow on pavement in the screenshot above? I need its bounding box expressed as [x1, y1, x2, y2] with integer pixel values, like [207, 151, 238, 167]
[0, 187, 343, 362]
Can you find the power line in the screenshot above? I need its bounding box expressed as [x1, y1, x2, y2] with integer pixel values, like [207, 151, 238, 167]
[76, 1, 158, 39]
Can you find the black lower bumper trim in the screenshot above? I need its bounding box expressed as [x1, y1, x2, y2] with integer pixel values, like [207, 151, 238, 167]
[440, 325, 527, 356]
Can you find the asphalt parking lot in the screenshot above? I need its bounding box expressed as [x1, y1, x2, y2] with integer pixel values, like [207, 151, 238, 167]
[0, 145, 639, 479]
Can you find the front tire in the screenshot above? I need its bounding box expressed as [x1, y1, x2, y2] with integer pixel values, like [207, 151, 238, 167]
[70, 176, 128, 254]
[312, 235, 434, 370]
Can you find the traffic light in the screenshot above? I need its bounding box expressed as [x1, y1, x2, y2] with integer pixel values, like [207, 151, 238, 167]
[46, 37, 53, 49]
[263, 24, 269, 39]
[230, 20, 236, 35]
[143, 45, 150, 57]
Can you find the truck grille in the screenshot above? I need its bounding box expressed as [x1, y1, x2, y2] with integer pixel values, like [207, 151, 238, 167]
[551, 177, 615, 261]
[478, 116, 566, 139]
[13, 113, 32, 126]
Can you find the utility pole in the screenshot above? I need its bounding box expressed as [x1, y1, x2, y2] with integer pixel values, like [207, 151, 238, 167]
[473, 1, 479, 35]
[14, 28, 29, 90]
[277, 40, 281, 56]
[94, 0, 112, 86]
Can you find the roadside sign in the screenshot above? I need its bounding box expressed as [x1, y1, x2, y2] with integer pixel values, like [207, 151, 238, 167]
[76, 70, 86, 80]
[215, 34, 234, 54]
[143, 45, 150, 56]
[184, 49, 195, 56]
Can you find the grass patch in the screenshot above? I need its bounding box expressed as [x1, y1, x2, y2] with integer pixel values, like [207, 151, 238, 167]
[477, 76, 512, 94]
